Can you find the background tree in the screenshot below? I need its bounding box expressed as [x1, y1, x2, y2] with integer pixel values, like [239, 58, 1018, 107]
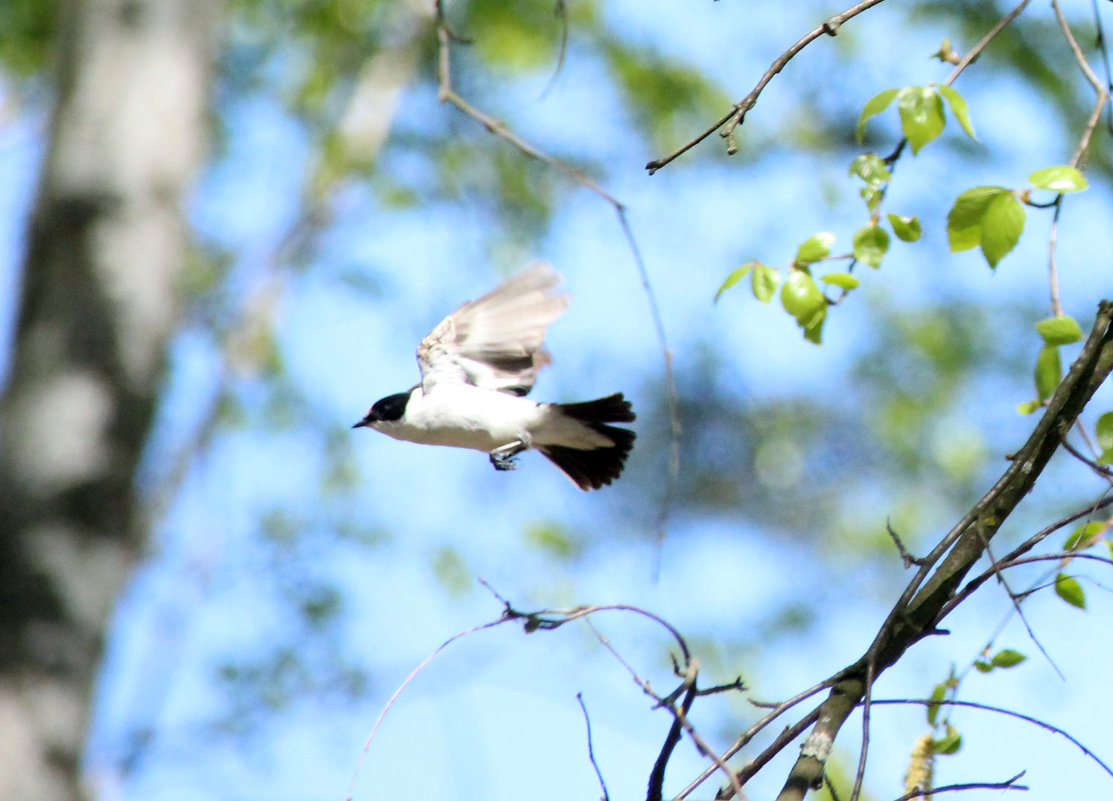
[0, 1, 1111, 800]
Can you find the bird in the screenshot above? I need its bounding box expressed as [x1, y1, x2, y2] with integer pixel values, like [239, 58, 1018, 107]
[353, 263, 635, 490]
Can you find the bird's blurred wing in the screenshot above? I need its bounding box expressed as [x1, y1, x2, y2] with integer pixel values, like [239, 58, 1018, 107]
[417, 263, 569, 396]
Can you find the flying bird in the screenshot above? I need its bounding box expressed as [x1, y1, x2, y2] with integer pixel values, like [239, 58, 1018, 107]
[353, 264, 635, 490]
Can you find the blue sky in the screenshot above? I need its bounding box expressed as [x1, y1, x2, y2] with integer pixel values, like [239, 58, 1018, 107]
[3, 2, 1113, 799]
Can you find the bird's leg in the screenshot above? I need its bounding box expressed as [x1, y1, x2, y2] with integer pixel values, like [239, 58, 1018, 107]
[489, 440, 527, 471]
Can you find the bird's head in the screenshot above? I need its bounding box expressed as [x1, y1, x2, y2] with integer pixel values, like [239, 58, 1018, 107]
[352, 391, 412, 429]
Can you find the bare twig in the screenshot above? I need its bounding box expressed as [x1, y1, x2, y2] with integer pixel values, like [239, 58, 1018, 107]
[577, 693, 610, 801]
[674, 680, 833, 801]
[645, 0, 890, 174]
[1051, 0, 1111, 168]
[344, 612, 516, 800]
[886, 519, 925, 568]
[943, 0, 1033, 88]
[1061, 438, 1113, 479]
[893, 772, 1027, 800]
[1048, 198, 1065, 317]
[873, 698, 1113, 779]
[538, 0, 569, 100]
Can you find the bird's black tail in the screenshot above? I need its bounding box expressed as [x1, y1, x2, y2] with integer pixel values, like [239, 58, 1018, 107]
[540, 393, 636, 491]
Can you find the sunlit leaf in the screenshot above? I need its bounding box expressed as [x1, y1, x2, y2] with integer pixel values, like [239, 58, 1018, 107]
[781, 270, 827, 344]
[857, 88, 898, 141]
[1034, 344, 1060, 401]
[1035, 315, 1083, 345]
[821, 272, 860, 290]
[852, 223, 890, 268]
[933, 724, 962, 754]
[1016, 399, 1041, 415]
[1064, 521, 1107, 551]
[990, 649, 1026, 668]
[795, 232, 836, 265]
[752, 263, 780, 303]
[927, 682, 946, 725]
[947, 186, 1005, 252]
[979, 191, 1025, 267]
[1055, 572, 1086, 609]
[887, 213, 922, 242]
[715, 263, 753, 302]
[937, 84, 978, 141]
[849, 152, 891, 185]
[1097, 412, 1113, 451]
[897, 86, 945, 154]
[1029, 165, 1088, 193]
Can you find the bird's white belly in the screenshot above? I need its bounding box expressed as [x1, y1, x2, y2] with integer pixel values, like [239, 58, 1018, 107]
[382, 386, 543, 452]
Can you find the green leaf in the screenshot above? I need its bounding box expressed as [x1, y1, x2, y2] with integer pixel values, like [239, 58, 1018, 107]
[1034, 345, 1061, 402]
[803, 307, 827, 345]
[1097, 412, 1113, 451]
[1064, 521, 1107, 551]
[1016, 399, 1041, 415]
[1029, 165, 1089, 193]
[980, 191, 1025, 268]
[897, 86, 946, 154]
[795, 232, 836, 265]
[1055, 572, 1086, 609]
[927, 683, 946, 726]
[887, 213, 922, 242]
[849, 152, 891, 185]
[1035, 315, 1083, 346]
[933, 724, 962, 755]
[860, 186, 883, 216]
[1099, 449, 1113, 467]
[821, 272, 860, 290]
[990, 649, 1027, 668]
[781, 270, 827, 344]
[852, 224, 890, 268]
[715, 263, 753, 302]
[973, 659, 993, 673]
[752, 263, 780, 304]
[781, 270, 826, 322]
[947, 186, 1005, 252]
[857, 88, 898, 142]
[936, 84, 978, 141]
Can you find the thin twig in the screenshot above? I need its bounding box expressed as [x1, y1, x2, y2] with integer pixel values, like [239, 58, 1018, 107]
[943, 0, 1033, 87]
[892, 773, 1027, 800]
[873, 698, 1113, 779]
[576, 693, 610, 801]
[1061, 438, 1113, 479]
[613, 207, 681, 580]
[673, 681, 833, 800]
[1052, 0, 1111, 168]
[645, 0, 891, 174]
[1048, 198, 1065, 317]
[939, 494, 1113, 620]
[344, 612, 516, 800]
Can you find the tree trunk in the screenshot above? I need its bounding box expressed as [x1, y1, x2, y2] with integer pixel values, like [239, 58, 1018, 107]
[0, 0, 217, 798]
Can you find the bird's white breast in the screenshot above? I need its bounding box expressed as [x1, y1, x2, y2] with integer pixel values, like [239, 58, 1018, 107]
[373, 385, 545, 452]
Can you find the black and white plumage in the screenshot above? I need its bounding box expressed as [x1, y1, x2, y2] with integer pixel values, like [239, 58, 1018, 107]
[353, 264, 635, 490]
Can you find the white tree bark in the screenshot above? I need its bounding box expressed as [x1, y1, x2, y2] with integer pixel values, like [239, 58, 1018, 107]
[0, 1, 217, 798]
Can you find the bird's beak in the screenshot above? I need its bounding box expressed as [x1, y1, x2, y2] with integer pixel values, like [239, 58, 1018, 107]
[352, 419, 368, 429]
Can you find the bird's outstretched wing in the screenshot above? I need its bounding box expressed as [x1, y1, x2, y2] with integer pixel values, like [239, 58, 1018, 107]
[417, 263, 569, 396]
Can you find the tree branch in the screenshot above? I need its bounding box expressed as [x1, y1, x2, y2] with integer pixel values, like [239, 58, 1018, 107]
[765, 300, 1113, 801]
[645, 0, 891, 175]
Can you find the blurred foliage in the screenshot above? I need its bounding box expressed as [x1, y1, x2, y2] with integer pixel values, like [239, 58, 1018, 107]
[0, 0, 56, 80]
